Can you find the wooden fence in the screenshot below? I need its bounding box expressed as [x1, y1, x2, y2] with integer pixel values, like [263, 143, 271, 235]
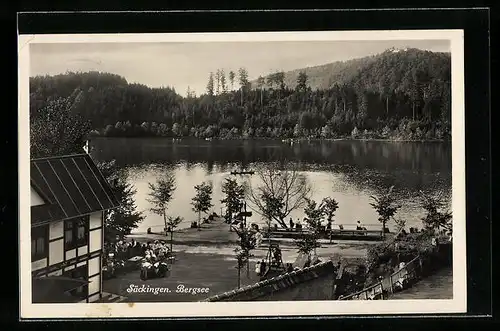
[339, 255, 423, 300]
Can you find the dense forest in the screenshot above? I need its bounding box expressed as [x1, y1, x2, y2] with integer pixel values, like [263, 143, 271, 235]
[30, 47, 451, 146]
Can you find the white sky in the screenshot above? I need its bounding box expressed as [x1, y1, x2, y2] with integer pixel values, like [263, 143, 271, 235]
[30, 40, 450, 96]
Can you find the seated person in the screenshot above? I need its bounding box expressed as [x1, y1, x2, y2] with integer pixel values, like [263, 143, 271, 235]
[273, 247, 282, 263]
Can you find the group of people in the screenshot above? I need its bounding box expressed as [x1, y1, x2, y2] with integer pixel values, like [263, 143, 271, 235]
[282, 218, 363, 232]
[288, 218, 304, 230]
[105, 239, 171, 263]
[249, 223, 264, 247]
[105, 239, 141, 261]
[143, 240, 171, 262]
[234, 222, 264, 248]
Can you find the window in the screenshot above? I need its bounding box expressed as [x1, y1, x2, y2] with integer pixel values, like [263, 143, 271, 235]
[64, 264, 88, 300]
[31, 225, 48, 261]
[64, 216, 89, 250]
[64, 221, 73, 248]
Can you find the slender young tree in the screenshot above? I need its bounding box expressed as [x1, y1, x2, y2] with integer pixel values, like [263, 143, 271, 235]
[234, 225, 255, 285]
[166, 216, 184, 252]
[321, 197, 339, 225]
[221, 178, 245, 224]
[294, 198, 323, 260]
[148, 173, 177, 234]
[320, 197, 339, 242]
[191, 182, 214, 227]
[369, 186, 401, 238]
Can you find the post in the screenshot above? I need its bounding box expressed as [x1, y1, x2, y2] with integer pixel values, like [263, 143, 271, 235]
[198, 211, 201, 231]
[243, 201, 247, 229]
[389, 275, 393, 293]
[170, 230, 173, 253]
[237, 266, 241, 289]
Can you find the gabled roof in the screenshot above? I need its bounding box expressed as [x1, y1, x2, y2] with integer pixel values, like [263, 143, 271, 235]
[30, 153, 120, 226]
[202, 260, 335, 302]
[30, 179, 52, 205]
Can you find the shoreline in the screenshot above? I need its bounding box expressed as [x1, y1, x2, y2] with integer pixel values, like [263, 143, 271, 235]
[90, 135, 448, 143]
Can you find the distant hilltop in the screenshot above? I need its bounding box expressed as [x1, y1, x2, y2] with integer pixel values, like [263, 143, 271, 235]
[250, 47, 451, 91]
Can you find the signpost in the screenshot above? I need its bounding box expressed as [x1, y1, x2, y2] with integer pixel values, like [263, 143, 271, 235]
[237, 201, 252, 229]
[230, 169, 254, 230]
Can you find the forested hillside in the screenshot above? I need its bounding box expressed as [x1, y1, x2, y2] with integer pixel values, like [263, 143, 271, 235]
[30, 47, 451, 156]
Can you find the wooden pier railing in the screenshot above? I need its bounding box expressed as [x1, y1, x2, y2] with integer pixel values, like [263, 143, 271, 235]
[339, 255, 423, 300]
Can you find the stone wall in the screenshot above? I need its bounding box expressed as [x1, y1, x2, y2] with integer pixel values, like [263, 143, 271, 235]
[203, 260, 336, 302]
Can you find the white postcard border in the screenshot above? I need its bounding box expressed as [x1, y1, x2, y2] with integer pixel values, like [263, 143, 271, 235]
[18, 29, 466, 318]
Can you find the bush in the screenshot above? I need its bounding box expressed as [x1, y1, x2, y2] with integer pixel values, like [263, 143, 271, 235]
[351, 126, 359, 139]
[88, 129, 100, 137]
[362, 230, 436, 286]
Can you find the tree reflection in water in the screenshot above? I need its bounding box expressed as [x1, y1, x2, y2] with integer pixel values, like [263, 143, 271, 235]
[91, 138, 451, 232]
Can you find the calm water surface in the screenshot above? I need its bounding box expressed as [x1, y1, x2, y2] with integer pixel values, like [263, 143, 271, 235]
[91, 138, 452, 233]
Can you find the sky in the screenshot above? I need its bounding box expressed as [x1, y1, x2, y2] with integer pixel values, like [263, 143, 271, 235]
[30, 39, 450, 96]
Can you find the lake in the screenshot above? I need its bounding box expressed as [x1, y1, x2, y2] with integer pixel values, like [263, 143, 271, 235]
[90, 138, 452, 233]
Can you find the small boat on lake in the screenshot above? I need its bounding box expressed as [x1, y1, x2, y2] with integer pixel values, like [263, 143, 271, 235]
[230, 170, 255, 175]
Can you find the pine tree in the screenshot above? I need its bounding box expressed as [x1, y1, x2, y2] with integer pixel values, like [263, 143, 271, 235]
[238, 67, 249, 106]
[228, 70, 235, 91]
[206, 72, 214, 96]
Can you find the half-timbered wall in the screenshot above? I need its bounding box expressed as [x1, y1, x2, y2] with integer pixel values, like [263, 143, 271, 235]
[31, 211, 104, 303]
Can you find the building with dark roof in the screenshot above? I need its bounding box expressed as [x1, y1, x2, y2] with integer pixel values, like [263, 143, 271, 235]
[30, 153, 120, 303]
[202, 260, 337, 302]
